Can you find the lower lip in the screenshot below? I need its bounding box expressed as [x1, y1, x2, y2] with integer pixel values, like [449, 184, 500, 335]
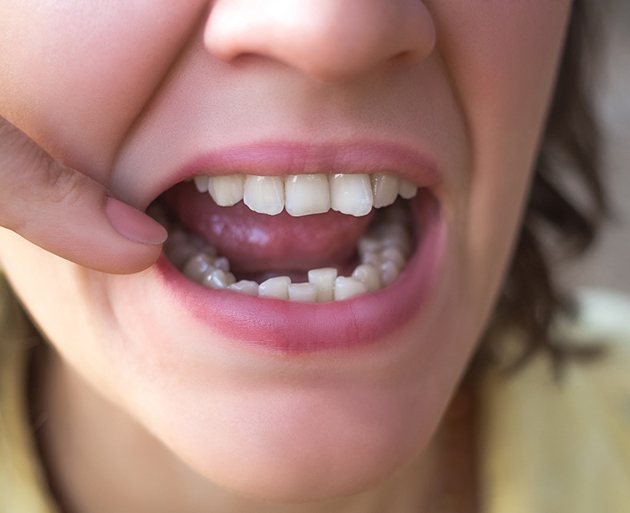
[155, 192, 446, 355]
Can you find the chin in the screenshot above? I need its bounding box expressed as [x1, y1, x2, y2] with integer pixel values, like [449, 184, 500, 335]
[127, 350, 449, 503]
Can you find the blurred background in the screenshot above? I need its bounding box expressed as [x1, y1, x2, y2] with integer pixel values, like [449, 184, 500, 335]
[563, 0, 630, 295]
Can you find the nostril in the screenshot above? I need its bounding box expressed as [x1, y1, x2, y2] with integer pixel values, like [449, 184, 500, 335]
[393, 50, 414, 64]
[204, 0, 436, 82]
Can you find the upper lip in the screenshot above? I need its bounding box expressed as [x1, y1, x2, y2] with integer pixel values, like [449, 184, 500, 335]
[143, 139, 442, 208]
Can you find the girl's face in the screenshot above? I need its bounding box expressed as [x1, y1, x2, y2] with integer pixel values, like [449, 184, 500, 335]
[0, 0, 571, 502]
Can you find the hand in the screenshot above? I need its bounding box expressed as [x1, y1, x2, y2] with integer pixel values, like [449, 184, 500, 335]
[0, 117, 167, 274]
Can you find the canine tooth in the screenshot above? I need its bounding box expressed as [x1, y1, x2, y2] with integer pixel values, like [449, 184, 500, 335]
[352, 264, 381, 292]
[259, 276, 291, 299]
[330, 174, 373, 217]
[334, 277, 368, 301]
[194, 175, 210, 193]
[183, 254, 214, 281]
[398, 179, 418, 199]
[229, 280, 259, 296]
[371, 174, 399, 208]
[381, 247, 406, 270]
[213, 256, 230, 272]
[208, 175, 245, 207]
[288, 283, 318, 302]
[380, 261, 400, 285]
[244, 176, 285, 215]
[307, 267, 338, 302]
[203, 269, 236, 290]
[285, 174, 330, 217]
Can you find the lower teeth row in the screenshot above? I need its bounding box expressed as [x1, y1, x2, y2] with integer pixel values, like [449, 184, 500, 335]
[159, 204, 413, 302]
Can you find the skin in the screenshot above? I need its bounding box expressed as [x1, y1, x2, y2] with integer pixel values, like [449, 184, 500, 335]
[0, 1, 572, 512]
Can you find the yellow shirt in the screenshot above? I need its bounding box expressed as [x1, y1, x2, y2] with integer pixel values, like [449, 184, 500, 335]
[1, 289, 629, 513]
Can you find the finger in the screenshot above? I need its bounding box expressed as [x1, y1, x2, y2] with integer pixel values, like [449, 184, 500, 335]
[0, 119, 167, 274]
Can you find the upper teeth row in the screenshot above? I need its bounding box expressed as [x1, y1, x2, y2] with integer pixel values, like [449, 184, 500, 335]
[192, 173, 418, 217]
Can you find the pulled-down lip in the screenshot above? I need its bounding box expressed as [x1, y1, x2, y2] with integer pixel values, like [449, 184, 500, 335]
[154, 190, 446, 355]
[140, 139, 442, 210]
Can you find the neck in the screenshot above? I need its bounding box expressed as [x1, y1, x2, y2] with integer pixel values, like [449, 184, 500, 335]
[30, 345, 479, 513]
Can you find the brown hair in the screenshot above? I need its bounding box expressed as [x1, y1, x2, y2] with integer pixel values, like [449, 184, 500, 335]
[471, 0, 609, 380]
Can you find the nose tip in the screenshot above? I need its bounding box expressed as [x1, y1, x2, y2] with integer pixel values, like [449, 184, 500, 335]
[204, 0, 435, 82]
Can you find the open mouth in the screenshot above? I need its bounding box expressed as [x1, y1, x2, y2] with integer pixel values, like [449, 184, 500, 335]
[144, 141, 446, 354]
[150, 172, 420, 303]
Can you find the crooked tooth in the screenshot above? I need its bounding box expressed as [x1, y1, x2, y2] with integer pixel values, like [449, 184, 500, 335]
[398, 179, 418, 199]
[330, 174, 373, 217]
[203, 269, 236, 290]
[208, 175, 245, 207]
[187, 234, 218, 259]
[244, 176, 285, 215]
[168, 210, 412, 300]
[213, 256, 230, 272]
[380, 261, 400, 286]
[229, 280, 259, 296]
[194, 175, 210, 193]
[259, 276, 291, 299]
[371, 174, 399, 208]
[183, 254, 214, 281]
[288, 283, 318, 302]
[352, 264, 381, 292]
[285, 174, 330, 217]
[334, 277, 368, 301]
[381, 247, 406, 270]
[307, 267, 338, 302]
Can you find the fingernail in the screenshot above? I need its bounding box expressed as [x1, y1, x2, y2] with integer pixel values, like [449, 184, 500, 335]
[105, 197, 168, 245]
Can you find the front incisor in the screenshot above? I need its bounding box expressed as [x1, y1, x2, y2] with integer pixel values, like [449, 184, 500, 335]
[285, 174, 331, 216]
[330, 174, 373, 217]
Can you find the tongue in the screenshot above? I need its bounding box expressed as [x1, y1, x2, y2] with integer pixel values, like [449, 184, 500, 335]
[163, 182, 374, 274]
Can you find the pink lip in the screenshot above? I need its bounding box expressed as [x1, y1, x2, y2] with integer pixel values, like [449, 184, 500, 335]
[144, 140, 442, 208]
[155, 190, 446, 355]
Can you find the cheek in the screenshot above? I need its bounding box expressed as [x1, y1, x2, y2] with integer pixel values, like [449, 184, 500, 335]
[0, 232, 78, 331]
[0, 1, 205, 178]
[0, 229, 122, 403]
[433, 1, 572, 329]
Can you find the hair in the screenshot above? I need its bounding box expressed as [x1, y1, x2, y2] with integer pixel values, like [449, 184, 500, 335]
[0, 0, 609, 381]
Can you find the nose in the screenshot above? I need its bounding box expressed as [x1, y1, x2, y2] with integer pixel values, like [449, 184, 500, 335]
[204, 0, 436, 82]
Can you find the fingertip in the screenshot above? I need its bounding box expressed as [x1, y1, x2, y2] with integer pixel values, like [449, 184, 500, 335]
[88, 243, 164, 275]
[105, 196, 168, 246]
